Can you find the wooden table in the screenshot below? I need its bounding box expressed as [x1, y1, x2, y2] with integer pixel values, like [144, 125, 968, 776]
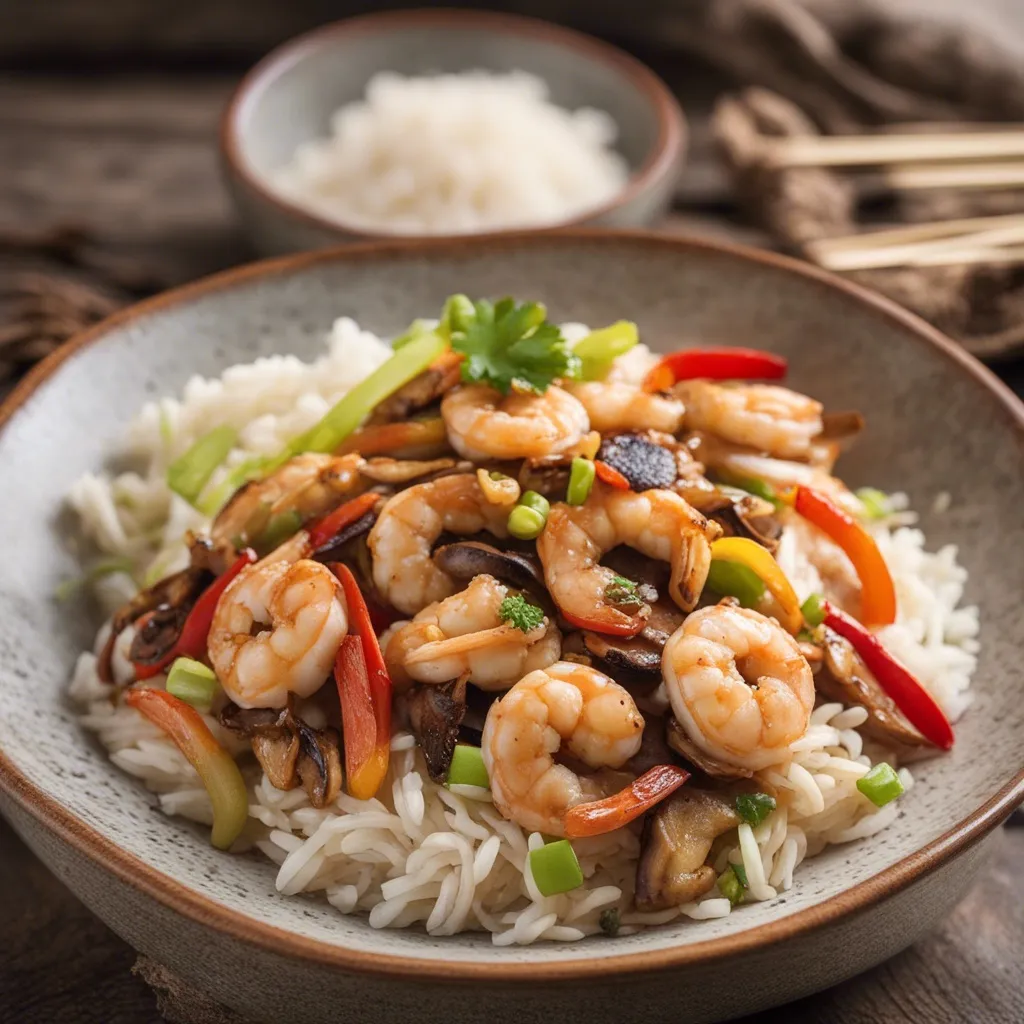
[1, 73, 1023, 1024]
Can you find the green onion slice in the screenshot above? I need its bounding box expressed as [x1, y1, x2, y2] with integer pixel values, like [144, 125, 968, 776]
[446, 745, 490, 789]
[856, 763, 904, 807]
[707, 559, 767, 609]
[167, 425, 237, 506]
[166, 657, 219, 711]
[800, 593, 827, 628]
[856, 487, 891, 520]
[566, 457, 596, 506]
[574, 320, 639, 380]
[529, 839, 584, 896]
[715, 471, 782, 509]
[717, 865, 746, 906]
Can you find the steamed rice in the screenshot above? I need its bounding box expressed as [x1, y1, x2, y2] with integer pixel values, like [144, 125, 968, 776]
[66, 318, 979, 944]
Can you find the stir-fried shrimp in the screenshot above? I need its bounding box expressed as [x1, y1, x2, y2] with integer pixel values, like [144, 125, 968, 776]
[564, 380, 684, 434]
[209, 559, 347, 709]
[367, 473, 511, 615]
[678, 382, 823, 460]
[777, 509, 861, 617]
[384, 574, 560, 691]
[481, 661, 644, 834]
[537, 483, 720, 635]
[211, 452, 366, 549]
[441, 383, 589, 461]
[663, 604, 814, 771]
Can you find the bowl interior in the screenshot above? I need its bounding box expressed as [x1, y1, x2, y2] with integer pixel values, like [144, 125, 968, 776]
[1, 235, 1022, 969]
[231, 16, 665, 189]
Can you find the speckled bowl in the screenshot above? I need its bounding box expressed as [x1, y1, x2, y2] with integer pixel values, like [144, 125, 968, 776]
[1, 233, 1022, 1024]
[221, 10, 686, 254]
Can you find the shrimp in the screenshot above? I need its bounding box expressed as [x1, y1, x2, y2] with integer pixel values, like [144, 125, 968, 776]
[441, 383, 589, 461]
[385, 574, 560, 691]
[564, 380, 684, 434]
[663, 604, 814, 771]
[211, 452, 366, 550]
[678, 382, 823, 460]
[481, 661, 644, 835]
[367, 473, 511, 615]
[537, 483, 721, 635]
[208, 558, 347, 709]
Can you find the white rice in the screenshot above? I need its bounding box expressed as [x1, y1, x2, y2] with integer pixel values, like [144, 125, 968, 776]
[271, 71, 629, 235]
[66, 320, 980, 943]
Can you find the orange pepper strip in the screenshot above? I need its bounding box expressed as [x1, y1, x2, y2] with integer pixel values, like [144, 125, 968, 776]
[336, 417, 447, 457]
[594, 460, 631, 491]
[125, 688, 249, 849]
[790, 486, 897, 626]
[564, 765, 690, 838]
[306, 492, 380, 552]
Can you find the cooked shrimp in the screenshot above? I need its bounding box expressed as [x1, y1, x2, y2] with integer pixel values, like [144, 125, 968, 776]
[481, 661, 644, 834]
[776, 509, 861, 617]
[678, 382, 823, 460]
[537, 483, 721, 635]
[209, 559, 347, 709]
[385, 574, 560, 691]
[367, 473, 511, 615]
[441, 383, 589, 461]
[211, 452, 366, 549]
[564, 380, 683, 434]
[663, 604, 814, 771]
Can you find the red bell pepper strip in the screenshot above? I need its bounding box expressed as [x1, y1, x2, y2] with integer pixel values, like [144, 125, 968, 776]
[564, 765, 690, 838]
[134, 548, 256, 680]
[788, 486, 896, 626]
[594, 460, 631, 491]
[642, 347, 788, 393]
[330, 563, 392, 800]
[821, 602, 954, 750]
[125, 687, 249, 848]
[306, 492, 380, 552]
[561, 607, 645, 638]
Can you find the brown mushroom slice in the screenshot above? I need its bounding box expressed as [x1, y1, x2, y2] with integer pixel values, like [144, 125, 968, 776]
[635, 788, 742, 911]
[294, 721, 344, 807]
[708, 494, 782, 554]
[251, 730, 302, 792]
[432, 540, 545, 594]
[582, 631, 662, 691]
[406, 678, 468, 782]
[666, 717, 754, 780]
[639, 599, 686, 648]
[360, 457, 459, 484]
[818, 629, 929, 748]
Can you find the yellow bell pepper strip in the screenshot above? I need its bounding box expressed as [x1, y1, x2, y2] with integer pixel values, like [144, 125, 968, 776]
[708, 536, 803, 634]
[787, 485, 897, 626]
[821, 601, 954, 750]
[124, 688, 249, 849]
[564, 765, 690, 838]
[573, 320, 639, 380]
[642, 347, 788, 393]
[330, 563, 392, 799]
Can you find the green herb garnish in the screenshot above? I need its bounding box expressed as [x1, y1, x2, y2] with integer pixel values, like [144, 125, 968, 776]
[604, 574, 644, 610]
[499, 594, 545, 633]
[735, 792, 776, 827]
[450, 297, 580, 395]
[717, 865, 746, 906]
[732, 861, 749, 888]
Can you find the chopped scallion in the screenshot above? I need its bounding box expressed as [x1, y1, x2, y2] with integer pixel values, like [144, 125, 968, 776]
[574, 320, 639, 380]
[801, 593, 827, 628]
[529, 839, 584, 896]
[856, 763, 904, 807]
[166, 657, 219, 711]
[732, 860, 749, 888]
[717, 866, 746, 906]
[716, 471, 782, 509]
[445, 745, 490, 789]
[566, 457, 596, 506]
[856, 487, 891, 520]
[706, 559, 766, 609]
[167, 425, 237, 506]
[735, 792, 776, 827]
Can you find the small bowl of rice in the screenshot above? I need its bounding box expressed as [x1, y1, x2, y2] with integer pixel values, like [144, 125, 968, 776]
[221, 9, 686, 253]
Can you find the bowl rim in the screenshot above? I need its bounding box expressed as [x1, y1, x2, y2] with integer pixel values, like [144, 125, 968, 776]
[219, 7, 687, 241]
[1, 229, 1023, 980]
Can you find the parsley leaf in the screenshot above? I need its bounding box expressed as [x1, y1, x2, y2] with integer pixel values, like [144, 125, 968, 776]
[735, 792, 776, 827]
[449, 296, 581, 395]
[499, 594, 545, 633]
[604, 574, 645, 610]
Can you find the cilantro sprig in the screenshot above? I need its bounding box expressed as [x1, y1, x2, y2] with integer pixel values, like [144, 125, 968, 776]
[447, 295, 581, 395]
[604, 574, 645, 610]
[499, 594, 545, 633]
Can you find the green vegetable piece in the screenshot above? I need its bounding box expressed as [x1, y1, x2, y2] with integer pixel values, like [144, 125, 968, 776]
[732, 860, 749, 888]
[518, 490, 551, 517]
[166, 657, 219, 711]
[446, 745, 490, 789]
[253, 509, 303, 556]
[574, 320, 639, 380]
[856, 763, 905, 808]
[717, 866, 745, 906]
[735, 792, 776, 827]
[450, 296, 581, 395]
[440, 294, 476, 335]
[856, 487, 891, 520]
[529, 839, 584, 896]
[499, 594, 545, 633]
[167, 425, 238, 506]
[507, 504, 546, 540]
[391, 319, 436, 351]
[599, 908, 621, 936]
[801, 593, 827, 628]
[604, 574, 644, 610]
[566, 457, 596, 506]
[55, 557, 136, 602]
[706, 559, 767, 608]
[715, 471, 782, 509]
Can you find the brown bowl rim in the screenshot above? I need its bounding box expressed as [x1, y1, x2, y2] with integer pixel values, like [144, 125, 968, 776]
[1, 229, 1023, 981]
[219, 8, 687, 242]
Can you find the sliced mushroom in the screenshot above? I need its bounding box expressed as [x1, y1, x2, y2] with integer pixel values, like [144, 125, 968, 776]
[517, 453, 573, 499]
[818, 628, 929, 748]
[360, 457, 459, 484]
[666, 717, 753, 779]
[639, 599, 686, 648]
[432, 540, 545, 594]
[635, 788, 742, 910]
[582, 631, 663, 690]
[406, 678, 468, 782]
[367, 353, 462, 425]
[708, 493, 782, 554]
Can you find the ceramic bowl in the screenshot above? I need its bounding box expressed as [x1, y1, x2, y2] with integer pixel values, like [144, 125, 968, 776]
[1, 233, 1023, 1024]
[220, 10, 686, 254]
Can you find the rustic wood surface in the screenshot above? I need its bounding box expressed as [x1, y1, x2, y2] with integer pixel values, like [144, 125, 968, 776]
[1, 60, 1023, 1024]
